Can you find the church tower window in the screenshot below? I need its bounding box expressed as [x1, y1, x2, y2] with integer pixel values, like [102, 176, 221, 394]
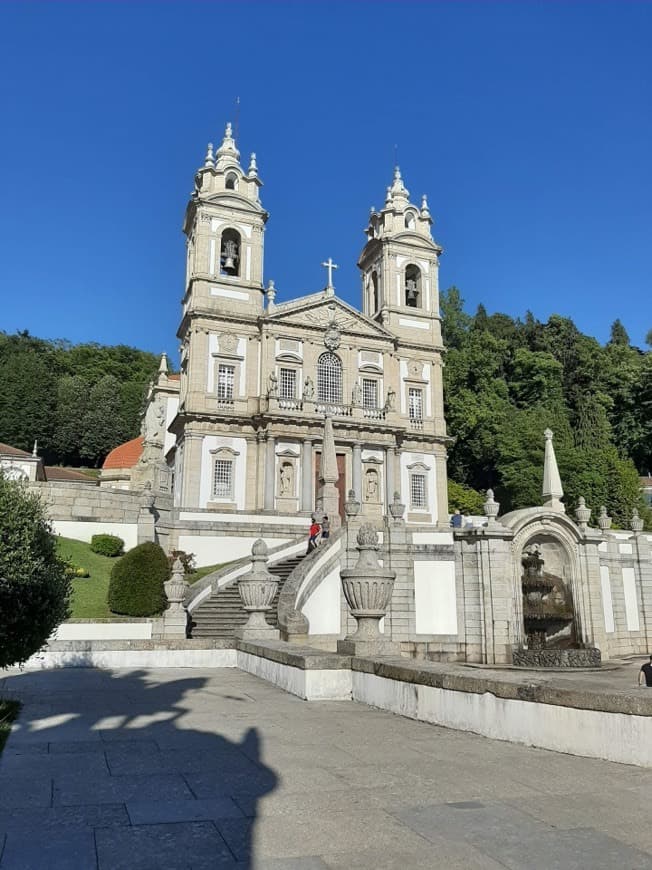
[280, 368, 297, 400]
[217, 364, 235, 403]
[220, 229, 241, 276]
[212, 458, 233, 499]
[405, 211, 417, 230]
[371, 270, 380, 312]
[225, 172, 238, 190]
[408, 387, 423, 421]
[362, 378, 378, 409]
[317, 352, 343, 404]
[405, 264, 421, 308]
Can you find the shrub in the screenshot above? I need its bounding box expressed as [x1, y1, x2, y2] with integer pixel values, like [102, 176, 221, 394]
[0, 476, 71, 667]
[90, 534, 124, 557]
[64, 563, 90, 578]
[107, 541, 169, 617]
[167, 549, 196, 576]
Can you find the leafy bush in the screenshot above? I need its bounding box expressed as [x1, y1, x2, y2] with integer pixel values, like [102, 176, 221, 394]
[0, 476, 71, 667]
[167, 549, 196, 576]
[107, 541, 169, 617]
[64, 563, 90, 578]
[90, 534, 124, 557]
[447, 480, 485, 515]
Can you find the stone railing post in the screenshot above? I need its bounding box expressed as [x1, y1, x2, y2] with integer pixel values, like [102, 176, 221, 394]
[338, 524, 398, 656]
[163, 557, 189, 637]
[236, 540, 280, 640]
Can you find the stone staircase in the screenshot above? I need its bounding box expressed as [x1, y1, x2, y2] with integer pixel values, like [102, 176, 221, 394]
[188, 553, 305, 638]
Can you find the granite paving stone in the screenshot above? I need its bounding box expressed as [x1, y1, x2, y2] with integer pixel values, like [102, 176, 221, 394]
[2, 665, 652, 869]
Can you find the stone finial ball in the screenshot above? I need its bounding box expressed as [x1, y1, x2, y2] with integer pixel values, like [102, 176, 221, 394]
[356, 523, 379, 548]
[251, 539, 268, 557]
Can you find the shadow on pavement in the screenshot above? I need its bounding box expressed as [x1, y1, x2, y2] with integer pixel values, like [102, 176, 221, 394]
[0, 666, 278, 869]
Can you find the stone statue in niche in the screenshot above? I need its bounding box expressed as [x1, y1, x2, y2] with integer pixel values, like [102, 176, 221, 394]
[268, 372, 278, 397]
[279, 462, 294, 496]
[365, 468, 379, 502]
[385, 386, 396, 411]
[352, 381, 362, 406]
[303, 376, 315, 400]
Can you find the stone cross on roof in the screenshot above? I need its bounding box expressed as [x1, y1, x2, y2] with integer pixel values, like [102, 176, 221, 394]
[321, 257, 338, 296]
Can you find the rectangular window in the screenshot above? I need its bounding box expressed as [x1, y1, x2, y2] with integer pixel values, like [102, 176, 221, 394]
[410, 473, 427, 509]
[408, 387, 423, 421]
[212, 459, 233, 498]
[217, 364, 235, 401]
[280, 368, 297, 400]
[362, 378, 378, 409]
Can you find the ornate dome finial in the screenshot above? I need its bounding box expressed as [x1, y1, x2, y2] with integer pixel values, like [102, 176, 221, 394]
[204, 142, 214, 168]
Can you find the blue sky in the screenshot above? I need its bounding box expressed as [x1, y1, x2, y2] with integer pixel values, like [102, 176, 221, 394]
[0, 1, 650, 361]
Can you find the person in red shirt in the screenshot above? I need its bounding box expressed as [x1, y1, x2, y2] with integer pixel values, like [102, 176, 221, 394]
[307, 521, 321, 554]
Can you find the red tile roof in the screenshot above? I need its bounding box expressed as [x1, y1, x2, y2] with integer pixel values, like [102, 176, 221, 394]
[102, 436, 144, 470]
[0, 442, 32, 458]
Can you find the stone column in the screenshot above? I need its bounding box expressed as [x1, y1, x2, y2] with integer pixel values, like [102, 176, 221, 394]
[264, 434, 276, 510]
[137, 484, 156, 545]
[301, 438, 313, 511]
[385, 445, 394, 512]
[181, 433, 203, 508]
[352, 442, 362, 502]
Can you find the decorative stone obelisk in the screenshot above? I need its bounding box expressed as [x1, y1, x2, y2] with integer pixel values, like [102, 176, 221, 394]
[542, 428, 565, 513]
[317, 415, 341, 530]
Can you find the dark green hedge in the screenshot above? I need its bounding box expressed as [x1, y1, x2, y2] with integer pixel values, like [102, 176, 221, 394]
[90, 534, 124, 557]
[107, 542, 168, 617]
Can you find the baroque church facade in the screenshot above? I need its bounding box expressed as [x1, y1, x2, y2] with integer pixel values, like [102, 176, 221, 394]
[120, 123, 451, 530]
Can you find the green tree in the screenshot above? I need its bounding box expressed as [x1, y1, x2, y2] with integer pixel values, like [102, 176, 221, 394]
[608, 318, 630, 346]
[53, 375, 90, 465]
[440, 286, 471, 350]
[0, 475, 71, 667]
[447, 480, 485, 514]
[80, 375, 128, 466]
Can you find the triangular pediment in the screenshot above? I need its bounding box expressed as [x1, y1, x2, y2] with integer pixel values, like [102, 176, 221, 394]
[266, 294, 394, 342]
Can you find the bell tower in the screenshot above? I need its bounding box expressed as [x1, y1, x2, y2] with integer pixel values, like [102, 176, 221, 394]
[181, 123, 268, 322]
[358, 167, 443, 347]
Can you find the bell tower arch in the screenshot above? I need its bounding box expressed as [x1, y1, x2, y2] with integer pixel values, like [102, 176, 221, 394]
[358, 167, 443, 347]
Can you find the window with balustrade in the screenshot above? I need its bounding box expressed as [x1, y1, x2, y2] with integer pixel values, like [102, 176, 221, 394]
[362, 378, 378, 409]
[408, 387, 423, 421]
[212, 459, 233, 499]
[280, 368, 297, 400]
[217, 364, 235, 402]
[317, 352, 342, 403]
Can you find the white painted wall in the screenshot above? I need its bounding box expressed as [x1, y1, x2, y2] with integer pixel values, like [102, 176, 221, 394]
[52, 521, 138, 550]
[352, 671, 652, 769]
[54, 622, 153, 641]
[301, 565, 341, 635]
[622, 567, 640, 631]
[414, 560, 458, 635]
[178, 534, 293, 567]
[600, 566, 615, 633]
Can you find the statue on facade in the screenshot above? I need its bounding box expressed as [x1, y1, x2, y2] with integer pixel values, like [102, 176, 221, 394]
[385, 386, 396, 411]
[267, 371, 278, 397]
[365, 469, 379, 501]
[352, 381, 362, 406]
[279, 462, 293, 495]
[303, 376, 315, 400]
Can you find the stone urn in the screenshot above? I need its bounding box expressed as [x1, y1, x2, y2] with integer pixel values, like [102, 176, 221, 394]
[236, 539, 280, 640]
[344, 489, 361, 519]
[337, 524, 398, 656]
[483, 489, 500, 525]
[575, 496, 591, 531]
[388, 491, 406, 522]
[163, 557, 189, 637]
[631, 509, 644, 533]
[597, 506, 612, 532]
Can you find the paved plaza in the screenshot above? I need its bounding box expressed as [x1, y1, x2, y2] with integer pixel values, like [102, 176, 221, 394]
[1, 667, 652, 869]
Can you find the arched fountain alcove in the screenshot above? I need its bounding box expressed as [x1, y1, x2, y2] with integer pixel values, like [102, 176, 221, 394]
[501, 508, 600, 667]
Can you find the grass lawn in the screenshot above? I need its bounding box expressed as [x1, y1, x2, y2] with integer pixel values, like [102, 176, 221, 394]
[55, 536, 231, 617]
[188, 562, 228, 585]
[56, 536, 116, 619]
[0, 700, 21, 756]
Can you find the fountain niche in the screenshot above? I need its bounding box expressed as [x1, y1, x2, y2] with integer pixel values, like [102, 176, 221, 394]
[512, 544, 601, 668]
